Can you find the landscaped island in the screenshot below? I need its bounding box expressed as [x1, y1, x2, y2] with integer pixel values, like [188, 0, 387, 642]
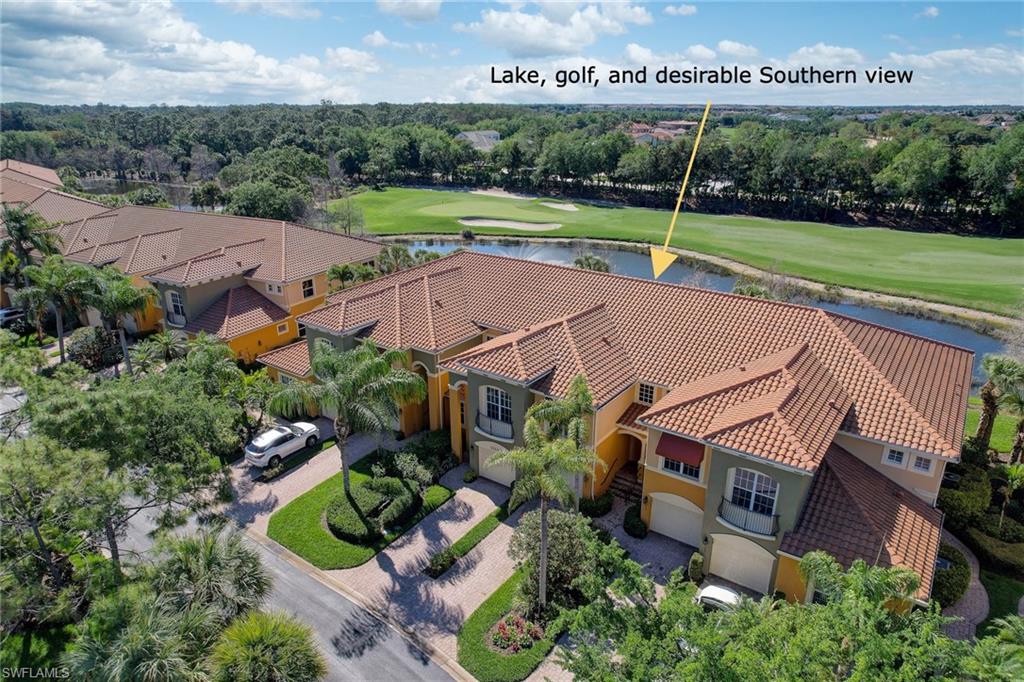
[344, 187, 1023, 317]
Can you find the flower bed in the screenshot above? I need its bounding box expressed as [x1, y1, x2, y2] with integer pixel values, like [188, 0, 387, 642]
[490, 614, 543, 654]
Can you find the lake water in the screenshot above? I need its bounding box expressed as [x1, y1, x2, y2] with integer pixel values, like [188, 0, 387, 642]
[80, 178, 197, 211]
[406, 238, 1005, 388]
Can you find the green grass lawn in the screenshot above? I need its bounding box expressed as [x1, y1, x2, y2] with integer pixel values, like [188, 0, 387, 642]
[425, 500, 509, 578]
[457, 571, 554, 682]
[965, 397, 1017, 454]
[266, 452, 453, 569]
[978, 569, 1024, 637]
[342, 187, 1023, 316]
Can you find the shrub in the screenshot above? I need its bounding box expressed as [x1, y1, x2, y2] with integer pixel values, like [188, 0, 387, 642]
[962, 527, 1024, 578]
[324, 486, 386, 543]
[938, 466, 991, 530]
[461, 229, 475, 240]
[365, 476, 420, 529]
[977, 511, 1024, 543]
[426, 547, 459, 578]
[688, 552, 704, 583]
[384, 431, 457, 483]
[624, 503, 647, 539]
[393, 452, 432, 491]
[463, 469, 479, 484]
[959, 436, 993, 469]
[67, 327, 122, 370]
[579, 492, 614, 518]
[931, 543, 971, 606]
[490, 613, 543, 653]
[210, 610, 326, 682]
[509, 510, 598, 614]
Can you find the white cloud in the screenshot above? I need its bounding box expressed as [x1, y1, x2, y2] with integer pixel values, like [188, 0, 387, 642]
[787, 42, 864, 67]
[325, 47, 380, 73]
[664, 4, 697, 16]
[623, 42, 654, 64]
[685, 43, 716, 61]
[717, 40, 758, 58]
[1008, 28, 1024, 38]
[455, 3, 651, 58]
[376, 0, 442, 22]
[915, 6, 940, 19]
[624, 42, 714, 66]
[363, 30, 407, 48]
[216, 1, 320, 19]
[887, 46, 1024, 75]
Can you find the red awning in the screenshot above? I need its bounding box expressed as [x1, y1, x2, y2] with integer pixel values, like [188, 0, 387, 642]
[656, 433, 705, 467]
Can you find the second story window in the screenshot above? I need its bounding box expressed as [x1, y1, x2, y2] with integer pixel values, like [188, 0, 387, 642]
[276, 323, 289, 335]
[297, 322, 306, 338]
[885, 448, 906, 467]
[663, 457, 700, 480]
[638, 382, 655, 405]
[731, 468, 778, 516]
[485, 386, 512, 424]
[302, 278, 315, 298]
[168, 290, 185, 317]
[913, 455, 932, 474]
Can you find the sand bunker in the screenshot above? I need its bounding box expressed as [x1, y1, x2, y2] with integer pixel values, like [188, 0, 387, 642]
[540, 201, 578, 212]
[458, 218, 561, 231]
[470, 188, 538, 200]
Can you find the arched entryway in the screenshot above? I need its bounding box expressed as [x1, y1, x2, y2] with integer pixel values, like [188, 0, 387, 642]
[707, 533, 776, 594]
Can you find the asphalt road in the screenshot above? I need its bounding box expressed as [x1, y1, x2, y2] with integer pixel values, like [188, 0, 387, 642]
[122, 509, 452, 682]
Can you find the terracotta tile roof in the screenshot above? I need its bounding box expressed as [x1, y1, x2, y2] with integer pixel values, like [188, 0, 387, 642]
[616, 402, 648, 431]
[185, 285, 289, 340]
[299, 251, 971, 462]
[0, 176, 48, 203]
[257, 340, 311, 378]
[442, 304, 636, 405]
[639, 344, 852, 471]
[55, 205, 380, 281]
[146, 239, 266, 284]
[0, 160, 62, 188]
[780, 443, 943, 601]
[1, 177, 107, 225]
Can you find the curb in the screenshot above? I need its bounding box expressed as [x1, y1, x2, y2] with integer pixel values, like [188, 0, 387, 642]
[240, 525, 477, 682]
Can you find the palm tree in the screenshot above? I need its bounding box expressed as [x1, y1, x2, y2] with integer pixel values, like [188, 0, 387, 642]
[16, 255, 97, 363]
[129, 341, 161, 375]
[210, 611, 326, 682]
[270, 339, 426, 493]
[573, 253, 610, 273]
[1000, 387, 1024, 464]
[148, 329, 188, 362]
[798, 550, 920, 607]
[995, 463, 1024, 529]
[0, 205, 60, 286]
[377, 244, 414, 275]
[413, 248, 442, 264]
[150, 528, 270, 623]
[184, 331, 241, 394]
[527, 374, 598, 499]
[490, 417, 600, 611]
[328, 263, 357, 290]
[11, 284, 49, 342]
[976, 355, 1024, 452]
[91, 267, 157, 377]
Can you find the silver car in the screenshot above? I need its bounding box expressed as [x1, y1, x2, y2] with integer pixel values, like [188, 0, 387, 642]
[244, 422, 320, 469]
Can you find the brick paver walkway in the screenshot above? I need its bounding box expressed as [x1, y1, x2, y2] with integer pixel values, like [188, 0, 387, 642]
[941, 531, 989, 641]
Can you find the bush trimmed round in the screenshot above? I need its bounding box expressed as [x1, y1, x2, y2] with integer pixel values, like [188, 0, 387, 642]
[932, 542, 971, 606]
[623, 503, 647, 539]
[579, 492, 613, 518]
[325, 486, 386, 543]
[369, 477, 420, 529]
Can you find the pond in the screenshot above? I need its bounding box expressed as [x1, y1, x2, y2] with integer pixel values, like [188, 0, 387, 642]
[79, 178, 197, 211]
[405, 239, 1006, 389]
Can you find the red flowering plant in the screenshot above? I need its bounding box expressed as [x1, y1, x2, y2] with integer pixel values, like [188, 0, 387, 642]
[490, 613, 543, 653]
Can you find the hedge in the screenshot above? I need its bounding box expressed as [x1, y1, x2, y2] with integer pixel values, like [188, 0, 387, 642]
[324, 477, 420, 543]
[931, 543, 971, 607]
[624, 503, 647, 539]
[579, 492, 614, 519]
[962, 527, 1024, 579]
[457, 571, 554, 682]
[937, 466, 991, 530]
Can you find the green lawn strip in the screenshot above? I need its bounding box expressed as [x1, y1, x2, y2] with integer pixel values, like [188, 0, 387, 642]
[266, 450, 453, 569]
[0, 623, 75, 670]
[977, 569, 1024, 636]
[424, 500, 509, 578]
[257, 437, 337, 483]
[343, 187, 1023, 316]
[965, 397, 1016, 454]
[457, 570, 554, 682]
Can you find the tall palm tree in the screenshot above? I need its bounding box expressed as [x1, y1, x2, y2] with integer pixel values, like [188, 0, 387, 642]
[1000, 387, 1024, 464]
[328, 262, 357, 290]
[527, 374, 598, 499]
[798, 550, 920, 608]
[210, 610, 326, 682]
[377, 244, 414, 275]
[490, 417, 600, 611]
[0, 205, 60, 286]
[184, 331, 241, 395]
[16, 255, 97, 363]
[150, 527, 270, 623]
[269, 339, 426, 493]
[996, 463, 1024, 529]
[976, 355, 1024, 452]
[91, 267, 157, 377]
[148, 329, 189, 362]
[573, 253, 610, 273]
[11, 284, 49, 342]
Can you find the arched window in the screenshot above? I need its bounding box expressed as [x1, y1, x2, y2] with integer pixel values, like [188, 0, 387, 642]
[485, 386, 512, 423]
[729, 468, 778, 516]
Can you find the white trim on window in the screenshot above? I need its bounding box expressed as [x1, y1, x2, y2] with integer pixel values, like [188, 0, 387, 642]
[297, 322, 306, 338]
[728, 467, 779, 516]
[883, 448, 907, 469]
[485, 386, 512, 424]
[301, 278, 315, 298]
[661, 456, 700, 481]
[276, 323, 289, 335]
[912, 455, 933, 474]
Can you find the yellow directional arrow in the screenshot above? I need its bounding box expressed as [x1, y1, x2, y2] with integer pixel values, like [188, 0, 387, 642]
[650, 100, 712, 279]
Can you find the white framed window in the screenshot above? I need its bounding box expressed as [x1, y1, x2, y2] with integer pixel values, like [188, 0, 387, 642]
[662, 457, 700, 480]
[276, 323, 289, 335]
[884, 448, 906, 468]
[638, 382, 656, 405]
[301, 278, 315, 298]
[297, 322, 306, 338]
[280, 374, 293, 385]
[482, 334, 495, 342]
[730, 468, 778, 516]
[266, 283, 274, 294]
[485, 386, 512, 424]
[913, 455, 932, 474]
[168, 290, 185, 317]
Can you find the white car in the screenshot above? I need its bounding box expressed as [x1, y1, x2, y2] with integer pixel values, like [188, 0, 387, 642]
[695, 583, 742, 611]
[244, 422, 320, 469]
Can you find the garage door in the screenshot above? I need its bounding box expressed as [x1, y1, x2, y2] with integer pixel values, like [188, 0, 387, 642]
[707, 533, 775, 594]
[477, 441, 515, 486]
[649, 493, 703, 547]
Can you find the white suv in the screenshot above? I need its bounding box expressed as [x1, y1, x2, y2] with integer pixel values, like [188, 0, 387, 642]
[244, 422, 320, 469]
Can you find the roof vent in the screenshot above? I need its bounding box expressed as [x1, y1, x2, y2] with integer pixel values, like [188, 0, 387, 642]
[162, 254, 167, 260]
[739, 365, 746, 372]
[236, 260, 242, 267]
[435, 299, 443, 308]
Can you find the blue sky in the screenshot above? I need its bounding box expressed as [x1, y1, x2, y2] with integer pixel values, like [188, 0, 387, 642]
[3, 1, 1022, 105]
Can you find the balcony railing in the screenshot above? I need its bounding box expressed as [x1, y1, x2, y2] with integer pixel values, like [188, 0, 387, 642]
[166, 312, 187, 327]
[476, 411, 513, 440]
[718, 497, 779, 537]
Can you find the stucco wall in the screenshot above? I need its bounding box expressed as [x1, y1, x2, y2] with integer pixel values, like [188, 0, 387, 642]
[774, 554, 807, 602]
[833, 432, 942, 504]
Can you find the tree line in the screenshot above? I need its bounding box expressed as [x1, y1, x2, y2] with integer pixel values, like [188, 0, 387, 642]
[1, 102, 1020, 234]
